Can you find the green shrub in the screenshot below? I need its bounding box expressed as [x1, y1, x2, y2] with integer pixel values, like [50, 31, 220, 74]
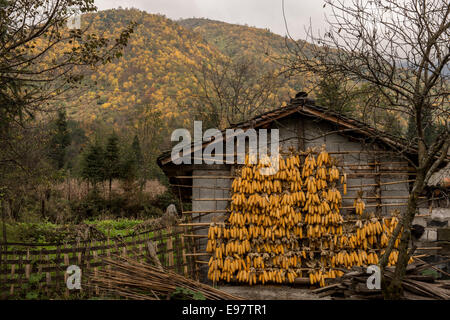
[153, 190, 179, 212]
[84, 218, 144, 237]
[69, 189, 107, 221]
[3, 221, 72, 243]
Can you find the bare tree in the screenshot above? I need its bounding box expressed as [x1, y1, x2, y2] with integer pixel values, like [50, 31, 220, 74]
[188, 54, 286, 128]
[285, 0, 449, 299]
[0, 0, 135, 132]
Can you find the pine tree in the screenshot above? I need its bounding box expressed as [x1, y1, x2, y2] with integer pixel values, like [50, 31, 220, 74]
[406, 115, 416, 141]
[80, 139, 105, 189]
[104, 132, 121, 197]
[131, 135, 143, 167]
[48, 110, 71, 170]
[316, 76, 354, 115]
[131, 135, 145, 192]
[407, 110, 439, 146]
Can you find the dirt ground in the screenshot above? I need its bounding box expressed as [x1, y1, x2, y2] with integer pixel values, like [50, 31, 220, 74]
[217, 285, 330, 300]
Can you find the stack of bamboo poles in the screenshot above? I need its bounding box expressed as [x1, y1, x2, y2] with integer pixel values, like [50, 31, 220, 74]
[310, 259, 450, 300]
[87, 255, 242, 300]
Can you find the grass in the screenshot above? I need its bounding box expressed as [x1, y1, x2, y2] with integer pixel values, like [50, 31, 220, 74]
[83, 218, 144, 237]
[0, 218, 146, 245]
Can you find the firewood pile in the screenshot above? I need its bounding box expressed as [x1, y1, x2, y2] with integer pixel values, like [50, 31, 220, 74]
[87, 255, 243, 300]
[310, 258, 450, 300]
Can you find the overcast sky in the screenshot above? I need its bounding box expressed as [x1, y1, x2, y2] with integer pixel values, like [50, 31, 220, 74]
[94, 0, 331, 40]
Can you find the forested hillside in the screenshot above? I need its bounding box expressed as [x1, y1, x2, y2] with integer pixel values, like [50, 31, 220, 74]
[70, 11, 406, 140]
[68, 10, 304, 150]
[178, 18, 291, 59]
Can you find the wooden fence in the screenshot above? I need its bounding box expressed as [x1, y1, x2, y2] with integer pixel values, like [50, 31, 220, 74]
[0, 224, 197, 299]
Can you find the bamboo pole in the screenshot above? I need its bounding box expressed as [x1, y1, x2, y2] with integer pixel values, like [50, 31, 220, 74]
[179, 213, 431, 228]
[183, 210, 228, 214]
[191, 247, 441, 257]
[179, 223, 226, 227]
[192, 196, 426, 201]
[176, 172, 415, 179]
[184, 253, 211, 257]
[170, 184, 231, 191]
[171, 179, 415, 190]
[182, 234, 208, 238]
[176, 176, 234, 179]
[180, 234, 188, 277]
[192, 198, 231, 201]
[181, 202, 410, 215]
[166, 226, 174, 268]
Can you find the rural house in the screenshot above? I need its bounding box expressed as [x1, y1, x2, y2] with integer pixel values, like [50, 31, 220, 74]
[157, 94, 450, 282]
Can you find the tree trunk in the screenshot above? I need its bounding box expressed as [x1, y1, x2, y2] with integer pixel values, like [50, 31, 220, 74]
[109, 178, 112, 203]
[383, 171, 425, 299]
[41, 198, 46, 219]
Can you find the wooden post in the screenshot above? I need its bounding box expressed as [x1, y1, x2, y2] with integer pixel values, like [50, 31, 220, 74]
[175, 228, 182, 274]
[93, 250, 99, 295]
[156, 229, 165, 267]
[38, 249, 43, 292]
[18, 251, 23, 295]
[106, 238, 111, 292]
[45, 253, 51, 295]
[63, 244, 69, 298]
[181, 231, 188, 277]
[25, 248, 30, 280]
[9, 262, 15, 296]
[167, 225, 174, 268]
[55, 245, 61, 292]
[374, 155, 382, 216]
[138, 234, 143, 262]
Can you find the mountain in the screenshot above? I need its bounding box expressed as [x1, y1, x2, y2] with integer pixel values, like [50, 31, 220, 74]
[70, 10, 222, 133]
[177, 18, 292, 59]
[66, 10, 405, 147]
[68, 11, 303, 139]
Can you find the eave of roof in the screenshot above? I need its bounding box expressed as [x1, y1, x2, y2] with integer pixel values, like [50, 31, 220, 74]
[157, 97, 426, 167]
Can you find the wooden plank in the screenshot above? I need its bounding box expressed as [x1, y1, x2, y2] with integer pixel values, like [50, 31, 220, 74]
[18, 251, 23, 294]
[55, 244, 61, 292]
[173, 229, 179, 273]
[167, 226, 174, 268]
[158, 230, 166, 267]
[63, 243, 69, 298]
[9, 262, 15, 295]
[93, 250, 99, 295]
[181, 230, 188, 277]
[25, 249, 31, 280]
[45, 253, 51, 295]
[37, 249, 43, 292]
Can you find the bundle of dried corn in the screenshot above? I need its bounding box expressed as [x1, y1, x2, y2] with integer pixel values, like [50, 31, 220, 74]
[87, 255, 243, 300]
[206, 146, 412, 287]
